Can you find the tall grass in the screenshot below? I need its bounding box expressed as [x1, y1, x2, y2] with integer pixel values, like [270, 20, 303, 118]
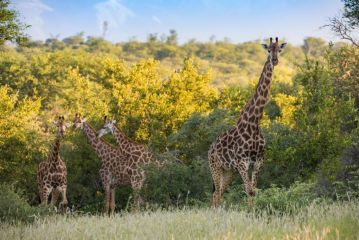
[0, 201, 358, 240]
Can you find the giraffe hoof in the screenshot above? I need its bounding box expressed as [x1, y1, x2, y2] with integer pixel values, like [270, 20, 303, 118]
[249, 190, 255, 197]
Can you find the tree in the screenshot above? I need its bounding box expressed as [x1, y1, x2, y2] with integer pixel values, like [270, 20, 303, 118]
[302, 37, 327, 58]
[0, 0, 29, 45]
[166, 29, 178, 45]
[325, 0, 359, 47]
[294, 60, 356, 180]
[343, 0, 359, 26]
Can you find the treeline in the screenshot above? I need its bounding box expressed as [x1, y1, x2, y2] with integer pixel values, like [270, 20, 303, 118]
[0, 34, 358, 212]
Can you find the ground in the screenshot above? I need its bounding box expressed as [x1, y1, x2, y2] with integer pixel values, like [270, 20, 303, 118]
[1, 201, 358, 240]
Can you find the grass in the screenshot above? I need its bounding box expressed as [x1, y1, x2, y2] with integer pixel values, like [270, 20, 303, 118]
[0, 201, 358, 240]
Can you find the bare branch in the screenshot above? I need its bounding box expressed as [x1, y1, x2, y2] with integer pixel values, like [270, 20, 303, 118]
[323, 16, 359, 47]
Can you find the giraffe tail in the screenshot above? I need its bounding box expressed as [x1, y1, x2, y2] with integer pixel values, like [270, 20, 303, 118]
[212, 183, 216, 193]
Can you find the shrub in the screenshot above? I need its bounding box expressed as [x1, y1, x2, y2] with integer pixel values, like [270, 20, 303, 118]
[225, 182, 317, 213]
[0, 184, 50, 224]
[141, 155, 212, 208]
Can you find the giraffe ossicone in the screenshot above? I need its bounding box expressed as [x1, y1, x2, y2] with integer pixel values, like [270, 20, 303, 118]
[208, 37, 287, 208]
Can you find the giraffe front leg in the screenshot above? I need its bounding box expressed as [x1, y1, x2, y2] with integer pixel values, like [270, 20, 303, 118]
[237, 159, 253, 197]
[110, 188, 116, 216]
[59, 185, 68, 213]
[131, 173, 144, 210]
[251, 156, 264, 196]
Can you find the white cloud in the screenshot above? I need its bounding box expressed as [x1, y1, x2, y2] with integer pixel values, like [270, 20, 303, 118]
[12, 0, 53, 40]
[95, 0, 134, 32]
[152, 15, 161, 24]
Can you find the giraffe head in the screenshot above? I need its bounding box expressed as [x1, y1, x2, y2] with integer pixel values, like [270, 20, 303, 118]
[97, 115, 116, 138]
[52, 116, 71, 137]
[73, 113, 87, 130]
[261, 37, 287, 66]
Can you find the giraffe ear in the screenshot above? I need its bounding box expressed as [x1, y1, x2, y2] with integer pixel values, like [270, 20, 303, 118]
[280, 43, 287, 49]
[261, 44, 269, 50]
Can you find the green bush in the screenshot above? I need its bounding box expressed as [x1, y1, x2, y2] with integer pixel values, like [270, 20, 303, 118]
[0, 184, 50, 224]
[141, 155, 212, 208]
[253, 182, 317, 213]
[225, 182, 317, 213]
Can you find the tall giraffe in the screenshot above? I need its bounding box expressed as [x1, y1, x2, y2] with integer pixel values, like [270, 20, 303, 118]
[208, 37, 287, 207]
[73, 114, 145, 214]
[37, 116, 71, 210]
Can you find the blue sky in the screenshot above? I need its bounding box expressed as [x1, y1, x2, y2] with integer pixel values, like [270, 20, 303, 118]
[12, 0, 343, 45]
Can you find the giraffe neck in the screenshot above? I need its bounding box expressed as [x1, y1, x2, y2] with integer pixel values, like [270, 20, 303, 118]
[239, 59, 274, 125]
[111, 124, 135, 152]
[48, 134, 61, 162]
[82, 122, 114, 160]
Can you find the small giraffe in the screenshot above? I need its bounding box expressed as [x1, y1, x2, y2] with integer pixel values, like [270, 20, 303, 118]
[73, 114, 146, 214]
[37, 116, 71, 210]
[208, 37, 287, 207]
[97, 116, 158, 205]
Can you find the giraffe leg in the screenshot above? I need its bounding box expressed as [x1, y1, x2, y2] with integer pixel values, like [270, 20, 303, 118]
[40, 186, 52, 206]
[59, 185, 68, 213]
[50, 189, 60, 208]
[251, 156, 264, 196]
[209, 157, 223, 208]
[110, 188, 116, 215]
[237, 159, 253, 197]
[131, 173, 144, 210]
[220, 170, 233, 197]
[103, 185, 111, 216]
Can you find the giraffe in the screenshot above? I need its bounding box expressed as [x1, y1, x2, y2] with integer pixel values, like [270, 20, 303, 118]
[37, 116, 71, 211]
[97, 116, 154, 163]
[208, 37, 287, 207]
[97, 116, 158, 205]
[73, 114, 146, 214]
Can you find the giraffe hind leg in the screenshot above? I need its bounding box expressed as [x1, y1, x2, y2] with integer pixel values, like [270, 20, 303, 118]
[110, 188, 116, 215]
[50, 188, 60, 208]
[103, 185, 111, 216]
[209, 156, 223, 208]
[40, 186, 52, 206]
[220, 170, 233, 197]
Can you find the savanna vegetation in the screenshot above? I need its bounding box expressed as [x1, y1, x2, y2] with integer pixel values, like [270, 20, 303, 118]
[0, 0, 359, 239]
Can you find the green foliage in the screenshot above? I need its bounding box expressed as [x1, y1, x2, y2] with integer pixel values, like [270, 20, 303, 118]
[0, 184, 50, 224]
[168, 110, 234, 161]
[224, 182, 317, 214]
[0, 0, 28, 45]
[0, 86, 44, 202]
[293, 59, 356, 181]
[0, 32, 358, 217]
[343, 0, 359, 27]
[252, 182, 316, 213]
[142, 157, 211, 208]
